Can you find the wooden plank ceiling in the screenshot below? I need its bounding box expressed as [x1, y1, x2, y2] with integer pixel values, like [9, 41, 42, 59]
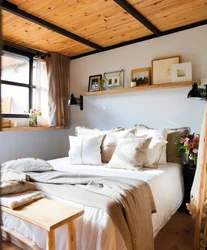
[2, 0, 207, 57]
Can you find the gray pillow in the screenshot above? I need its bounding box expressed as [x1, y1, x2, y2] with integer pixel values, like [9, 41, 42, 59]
[167, 127, 191, 164]
[1, 158, 53, 172]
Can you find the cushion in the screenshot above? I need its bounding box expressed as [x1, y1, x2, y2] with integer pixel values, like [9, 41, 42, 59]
[68, 135, 104, 165]
[101, 128, 136, 163]
[75, 126, 124, 136]
[1, 158, 53, 172]
[135, 124, 168, 165]
[167, 127, 191, 164]
[107, 137, 152, 170]
[144, 137, 167, 168]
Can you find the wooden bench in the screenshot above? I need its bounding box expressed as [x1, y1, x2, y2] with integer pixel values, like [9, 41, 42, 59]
[1, 198, 84, 250]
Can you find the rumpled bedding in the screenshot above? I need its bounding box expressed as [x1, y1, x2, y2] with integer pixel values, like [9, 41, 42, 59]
[1, 159, 156, 250]
[0, 168, 44, 209]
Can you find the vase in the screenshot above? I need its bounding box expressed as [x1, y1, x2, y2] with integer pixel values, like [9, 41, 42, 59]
[182, 153, 189, 165]
[188, 153, 197, 168]
[29, 116, 37, 127]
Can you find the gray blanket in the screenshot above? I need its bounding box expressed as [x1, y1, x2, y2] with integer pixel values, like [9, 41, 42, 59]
[27, 171, 156, 250]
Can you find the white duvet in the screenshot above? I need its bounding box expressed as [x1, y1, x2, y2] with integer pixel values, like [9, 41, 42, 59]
[2, 157, 184, 250]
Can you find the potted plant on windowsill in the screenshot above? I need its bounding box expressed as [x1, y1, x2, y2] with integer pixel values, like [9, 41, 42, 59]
[25, 108, 42, 127]
[177, 133, 200, 168]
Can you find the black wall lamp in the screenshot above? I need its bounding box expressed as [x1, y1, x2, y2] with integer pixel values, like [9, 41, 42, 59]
[187, 82, 207, 100]
[68, 93, 83, 110]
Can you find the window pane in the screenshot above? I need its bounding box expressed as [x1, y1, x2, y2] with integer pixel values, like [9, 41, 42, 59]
[1, 84, 29, 114]
[1, 51, 29, 84]
[33, 58, 37, 86]
[32, 88, 36, 107]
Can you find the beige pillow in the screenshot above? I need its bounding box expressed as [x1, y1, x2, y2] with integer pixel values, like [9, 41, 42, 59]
[107, 137, 152, 170]
[75, 126, 124, 136]
[167, 127, 191, 164]
[101, 128, 136, 163]
[135, 124, 168, 165]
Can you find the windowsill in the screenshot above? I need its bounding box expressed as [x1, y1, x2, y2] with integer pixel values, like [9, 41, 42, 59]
[1, 126, 70, 132]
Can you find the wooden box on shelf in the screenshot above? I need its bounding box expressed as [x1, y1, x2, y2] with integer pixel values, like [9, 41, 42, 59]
[2, 120, 11, 128]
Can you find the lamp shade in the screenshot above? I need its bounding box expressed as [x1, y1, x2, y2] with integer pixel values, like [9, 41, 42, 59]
[68, 93, 77, 106]
[187, 83, 201, 98]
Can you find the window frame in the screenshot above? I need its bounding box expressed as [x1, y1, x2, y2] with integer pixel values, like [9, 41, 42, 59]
[1, 45, 36, 118]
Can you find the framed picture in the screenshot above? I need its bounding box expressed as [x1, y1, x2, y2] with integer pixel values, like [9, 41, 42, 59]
[152, 56, 180, 84]
[88, 74, 102, 92]
[171, 62, 192, 82]
[108, 76, 120, 87]
[131, 67, 151, 86]
[104, 69, 124, 89]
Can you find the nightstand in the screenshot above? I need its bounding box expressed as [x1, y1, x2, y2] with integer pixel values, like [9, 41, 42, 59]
[182, 164, 196, 210]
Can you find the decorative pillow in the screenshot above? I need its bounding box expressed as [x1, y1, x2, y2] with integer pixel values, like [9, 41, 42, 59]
[1, 158, 53, 172]
[68, 135, 104, 165]
[135, 124, 168, 165]
[144, 138, 167, 168]
[167, 127, 191, 164]
[101, 129, 136, 163]
[75, 126, 124, 136]
[107, 137, 152, 170]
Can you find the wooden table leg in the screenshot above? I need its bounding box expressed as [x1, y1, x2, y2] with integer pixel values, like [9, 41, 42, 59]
[47, 230, 55, 250]
[68, 221, 76, 250]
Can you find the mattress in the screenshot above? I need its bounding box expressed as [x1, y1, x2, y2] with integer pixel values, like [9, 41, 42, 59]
[2, 157, 184, 250]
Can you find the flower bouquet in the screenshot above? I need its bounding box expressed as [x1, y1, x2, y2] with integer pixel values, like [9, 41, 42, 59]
[177, 133, 200, 168]
[26, 108, 42, 127]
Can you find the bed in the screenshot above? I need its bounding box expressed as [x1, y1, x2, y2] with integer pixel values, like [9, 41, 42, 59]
[2, 157, 184, 250]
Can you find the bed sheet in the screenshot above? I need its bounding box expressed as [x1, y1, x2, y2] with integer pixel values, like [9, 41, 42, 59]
[2, 158, 184, 250]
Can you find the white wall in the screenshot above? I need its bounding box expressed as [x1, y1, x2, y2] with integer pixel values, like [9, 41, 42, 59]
[70, 25, 207, 133]
[1, 25, 206, 164]
[0, 129, 70, 164]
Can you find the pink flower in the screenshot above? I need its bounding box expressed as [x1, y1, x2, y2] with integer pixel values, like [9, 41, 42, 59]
[184, 138, 190, 145]
[192, 135, 199, 142]
[180, 138, 185, 143]
[192, 148, 198, 154]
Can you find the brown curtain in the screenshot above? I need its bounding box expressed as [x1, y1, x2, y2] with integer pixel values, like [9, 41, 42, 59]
[45, 53, 70, 127]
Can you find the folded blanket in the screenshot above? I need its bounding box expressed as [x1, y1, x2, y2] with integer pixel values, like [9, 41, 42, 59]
[1, 190, 44, 209]
[28, 171, 156, 250]
[1, 170, 27, 183]
[1, 182, 36, 196]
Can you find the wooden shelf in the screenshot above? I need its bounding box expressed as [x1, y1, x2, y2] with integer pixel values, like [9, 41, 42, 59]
[1, 126, 70, 132]
[82, 81, 194, 96]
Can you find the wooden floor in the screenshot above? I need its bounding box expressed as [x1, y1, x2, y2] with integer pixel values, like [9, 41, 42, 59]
[155, 211, 194, 250]
[2, 211, 194, 250]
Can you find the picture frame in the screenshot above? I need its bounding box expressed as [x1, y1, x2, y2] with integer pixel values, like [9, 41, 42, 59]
[171, 62, 192, 82]
[108, 76, 120, 87]
[131, 67, 151, 86]
[152, 56, 180, 84]
[104, 69, 124, 90]
[88, 74, 102, 92]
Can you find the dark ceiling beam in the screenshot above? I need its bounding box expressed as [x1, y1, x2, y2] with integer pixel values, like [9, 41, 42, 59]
[113, 0, 161, 36]
[3, 40, 47, 57]
[71, 19, 207, 60]
[0, 0, 103, 51]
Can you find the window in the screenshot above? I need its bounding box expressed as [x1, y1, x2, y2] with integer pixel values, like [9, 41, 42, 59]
[1, 48, 35, 118]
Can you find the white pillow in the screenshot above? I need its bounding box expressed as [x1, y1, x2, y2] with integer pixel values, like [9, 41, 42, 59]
[135, 125, 168, 165]
[107, 137, 152, 170]
[144, 138, 167, 168]
[1, 158, 53, 172]
[101, 129, 136, 163]
[75, 126, 124, 136]
[68, 135, 104, 165]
